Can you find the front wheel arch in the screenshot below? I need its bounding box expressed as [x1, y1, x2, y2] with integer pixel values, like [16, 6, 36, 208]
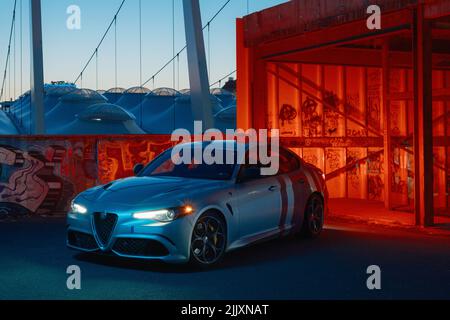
[193, 206, 230, 240]
[199, 209, 227, 227]
[188, 209, 228, 267]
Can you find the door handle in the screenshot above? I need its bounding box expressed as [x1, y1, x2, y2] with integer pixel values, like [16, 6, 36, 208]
[298, 179, 306, 184]
[268, 186, 278, 192]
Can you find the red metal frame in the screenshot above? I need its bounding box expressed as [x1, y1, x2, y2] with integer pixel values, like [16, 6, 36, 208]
[236, 0, 450, 226]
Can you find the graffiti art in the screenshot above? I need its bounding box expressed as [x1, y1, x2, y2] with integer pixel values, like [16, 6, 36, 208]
[0, 139, 97, 217]
[97, 137, 174, 184]
[302, 97, 322, 137]
[279, 104, 298, 126]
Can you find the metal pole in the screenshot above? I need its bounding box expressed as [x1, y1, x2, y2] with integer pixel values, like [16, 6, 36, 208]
[30, 0, 45, 134]
[182, 0, 213, 130]
[413, 5, 434, 226]
[382, 41, 392, 210]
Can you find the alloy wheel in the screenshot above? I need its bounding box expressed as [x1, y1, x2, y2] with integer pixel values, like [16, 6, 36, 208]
[191, 215, 226, 266]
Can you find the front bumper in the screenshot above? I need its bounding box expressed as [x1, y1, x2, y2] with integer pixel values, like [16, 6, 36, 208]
[66, 211, 194, 264]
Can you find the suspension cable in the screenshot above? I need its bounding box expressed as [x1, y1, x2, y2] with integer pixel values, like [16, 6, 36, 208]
[207, 22, 211, 81]
[20, 0, 23, 124]
[8, 50, 11, 101]
[172, 0, 175, 90]
[73, 0, 126, 85]
[139, 0, 143, 127]
[13, 7, 16, 102]
[172, 0, 176, 131]
[0, 0, 17, 102]
[114, 16, 118, 88]
[139, 0, 142, 87]
[210, 70, 236, 88]
[142, 0, 232, 87]
[95, 49, 99, 90]
[177, 53, 180, 91]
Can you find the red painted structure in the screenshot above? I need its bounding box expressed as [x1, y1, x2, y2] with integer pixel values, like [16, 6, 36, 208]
[236, 0, 450, 226]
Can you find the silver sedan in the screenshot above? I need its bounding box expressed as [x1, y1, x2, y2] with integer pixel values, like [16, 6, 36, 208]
[67, 141, 327, 267]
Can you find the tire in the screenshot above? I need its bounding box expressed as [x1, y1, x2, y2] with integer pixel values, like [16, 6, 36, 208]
[189, 211, 227, 268]
[301, 194, 324, 239]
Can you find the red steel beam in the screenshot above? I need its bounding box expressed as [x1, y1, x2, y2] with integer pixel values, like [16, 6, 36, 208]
[252, 56, 269, 130]
[258, 9, 413, 61]
[425, 0, 450, 19]
[243, 0, 419, 47]
[382, 42, 393, 210]
[236, 18, 251, 130]
[325, 150, 384, 181]
[282, 136, 450, 148]
[413, 5, 434, 226]
[268, 46, 450, 70]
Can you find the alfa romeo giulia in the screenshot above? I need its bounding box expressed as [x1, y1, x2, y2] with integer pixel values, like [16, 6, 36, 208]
[67, 141, 327, 267]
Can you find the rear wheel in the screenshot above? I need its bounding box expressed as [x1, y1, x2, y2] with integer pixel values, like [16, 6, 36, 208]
[190, 212, 227, 268]
[301, 194, 324, 238]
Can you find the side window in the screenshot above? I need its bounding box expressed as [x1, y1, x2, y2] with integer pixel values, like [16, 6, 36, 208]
[152, 158, 176, 175]
[238, 147, 300, 181]
[238, 163, 263, 183]
[238, 148, 274, 182]
[278, 148, 301, 175]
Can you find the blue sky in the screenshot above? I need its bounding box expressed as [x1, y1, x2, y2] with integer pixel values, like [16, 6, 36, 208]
[0, 0, 286, 99]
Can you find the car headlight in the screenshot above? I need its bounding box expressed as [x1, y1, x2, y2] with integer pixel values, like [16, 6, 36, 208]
[133, 205, 194, 222]
[71, 200, 88, 214]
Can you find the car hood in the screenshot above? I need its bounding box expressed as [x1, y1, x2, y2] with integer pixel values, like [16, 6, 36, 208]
[79, 176, 224, 207]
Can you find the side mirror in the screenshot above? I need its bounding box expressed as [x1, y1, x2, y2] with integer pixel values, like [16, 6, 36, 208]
[238, 166, 261, 183]
[133, 163, 144, 176]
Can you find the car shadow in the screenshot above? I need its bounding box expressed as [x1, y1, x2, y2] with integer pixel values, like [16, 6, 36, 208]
[74, 252, 196, 273]
[73, 228, 346, 273]
[220, 234, 328, 269]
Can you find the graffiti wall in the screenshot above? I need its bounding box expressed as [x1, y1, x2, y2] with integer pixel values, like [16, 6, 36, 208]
[267, 63, 386, 201]
[0, 137, 97, 217]
[97, 136, 175, 184]
[268, 62, 450, 214]
[0, 135, 174, 218]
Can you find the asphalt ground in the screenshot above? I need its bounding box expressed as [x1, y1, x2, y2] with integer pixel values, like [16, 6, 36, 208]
[0, 218, 449, 300]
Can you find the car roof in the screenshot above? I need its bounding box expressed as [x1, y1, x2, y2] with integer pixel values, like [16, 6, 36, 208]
[180, 140, 247, 151]
[179, 140, 286, 153]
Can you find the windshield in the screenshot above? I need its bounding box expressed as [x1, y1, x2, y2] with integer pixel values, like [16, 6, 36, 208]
[138, 146, 237, 181]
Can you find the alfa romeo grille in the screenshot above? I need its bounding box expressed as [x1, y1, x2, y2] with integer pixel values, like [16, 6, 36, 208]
[113, 238, 169, 257]
[68, 231, 98, 250]
[93, 213, 118, 247]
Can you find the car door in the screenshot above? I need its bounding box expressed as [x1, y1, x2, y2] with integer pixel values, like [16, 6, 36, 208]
[275, 147, 309, 234]
[232, 164, 282, 240]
